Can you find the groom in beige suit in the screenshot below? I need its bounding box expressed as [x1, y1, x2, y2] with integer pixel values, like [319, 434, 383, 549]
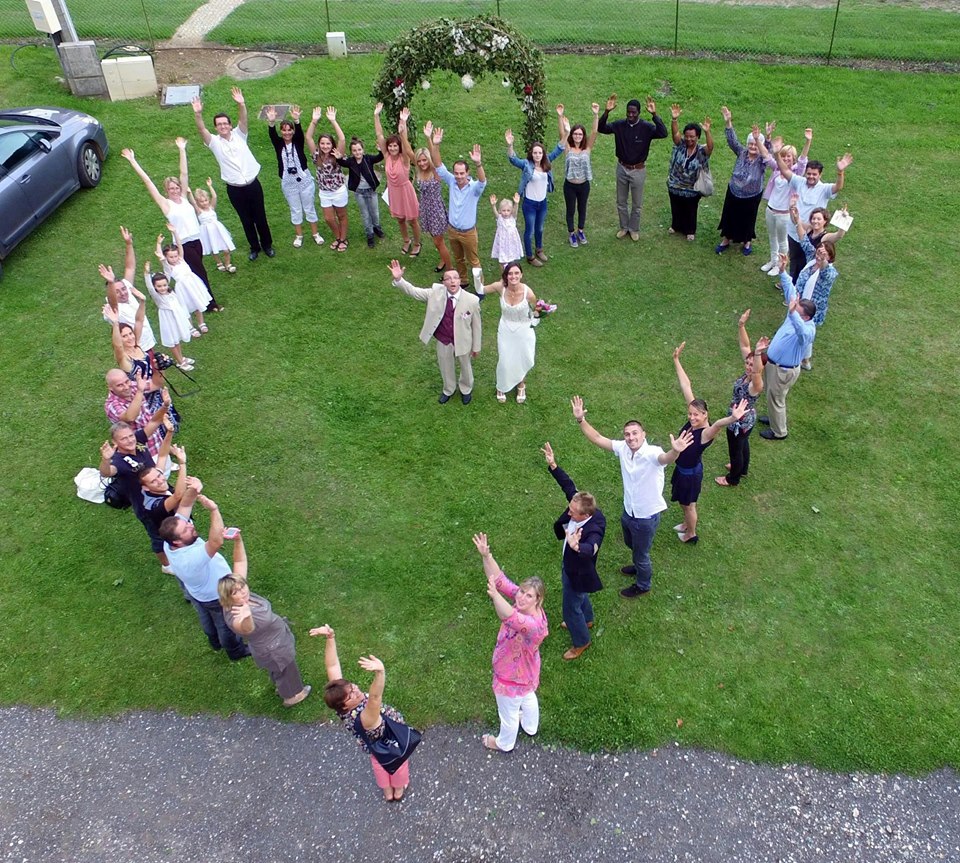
[388, 260, 482, 404]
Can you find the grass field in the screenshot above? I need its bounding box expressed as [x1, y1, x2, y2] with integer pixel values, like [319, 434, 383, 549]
[1, 0, 958, 64]
[1, 46, 959, 773]
[209, 0, 960, 63]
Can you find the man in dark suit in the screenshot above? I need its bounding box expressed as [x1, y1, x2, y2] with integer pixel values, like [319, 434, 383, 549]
[542, 442, 606, 661]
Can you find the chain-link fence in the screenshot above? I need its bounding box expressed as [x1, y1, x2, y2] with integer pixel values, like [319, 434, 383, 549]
[2, 0, 959, 66]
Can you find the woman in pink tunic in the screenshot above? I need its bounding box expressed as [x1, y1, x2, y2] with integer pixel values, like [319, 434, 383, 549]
[473, 532, 548, 752]
[374, 103, 422, 257]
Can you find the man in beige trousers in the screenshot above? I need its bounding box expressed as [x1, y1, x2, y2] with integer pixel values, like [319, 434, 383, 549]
[388, 260, 482, 404]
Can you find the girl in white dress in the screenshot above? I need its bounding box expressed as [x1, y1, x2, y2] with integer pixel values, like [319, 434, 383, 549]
[475, 261, 537, 403]
[489, 194, 524, 265]
[189, 178, 236, 273]
[143, 262, 194, 370]
[156, 227, 213, 337]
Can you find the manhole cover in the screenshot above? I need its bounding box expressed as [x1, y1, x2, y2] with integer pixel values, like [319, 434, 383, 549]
[236, 54, 278, 73]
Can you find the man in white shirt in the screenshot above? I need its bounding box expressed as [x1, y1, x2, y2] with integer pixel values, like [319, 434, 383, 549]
[192, 87, 274, 262]
[571, 396, 692, 598]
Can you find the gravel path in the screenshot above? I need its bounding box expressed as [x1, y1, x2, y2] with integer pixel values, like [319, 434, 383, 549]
[1, 707, 958, 862]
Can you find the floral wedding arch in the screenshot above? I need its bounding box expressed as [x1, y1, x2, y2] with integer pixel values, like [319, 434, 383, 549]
[371, 16, 547, 148]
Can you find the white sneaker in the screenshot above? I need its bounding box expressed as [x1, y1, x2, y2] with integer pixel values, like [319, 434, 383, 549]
[313, 233, 324, 246]
[768, 268, 781, 277]
[760, 261, 774, 273]
[161, 565, 175, 575]
[293, 235, 303, 248]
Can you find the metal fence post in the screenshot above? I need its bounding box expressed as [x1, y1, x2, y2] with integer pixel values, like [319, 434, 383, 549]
[674, 0, 680, 54]
[325, 0, 331, 35]
[497, 0, 501, 17]
[827, 0, 841, 64]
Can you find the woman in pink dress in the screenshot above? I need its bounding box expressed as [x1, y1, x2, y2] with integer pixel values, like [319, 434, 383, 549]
[473, 532, 548, 752]
[374, 103, 422, 257]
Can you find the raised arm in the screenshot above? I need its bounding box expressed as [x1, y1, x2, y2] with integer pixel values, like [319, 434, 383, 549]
[120, 149, 170, 214]
[673, 342, 695, 404]
[737, 309, 752, 360]
[305, 106, 321, 153]
[206, 177, 218, 209]
[117, 371, 147, 422]
[571, 395, 614, 451]
[587, 103, 600, 149]
[176, 475, 201, 520]
[103, 305, 132, 368]
[832, 153, 852, 194]
[556, 104, 566, 143]
[120, 225, 136, 282]
[326, 106, 345, 153]
[142, 387, 171, 438]
[98, 439, 117, 478]
[704, 399, 749, 442]
[373, 102, 387, 152]
[198, 493, 225, 557]
[657, 428, 694, 466]
[799, 127, 813, 161]
[472, 533, 514, 621]
[166, 223, 185, 258]
[231, 87, 248, 134]
[153, 420, 173, 472]
[230, 531, 247, 579]
[471, 144, 485, 184]
[191, 97, 212, 146]
[703, 116, 714, 157]
[670, 103, 682, 145]
[398, 107, 415, 160]
[749, 336, 768, 396]
[597, 93, 617, 134]
[358, 655, 386, 730]
[176, 137, 191, 198]
[426, 123, 442, 168]
[162, 444, 189, 512]
[309, 625, 343, 682]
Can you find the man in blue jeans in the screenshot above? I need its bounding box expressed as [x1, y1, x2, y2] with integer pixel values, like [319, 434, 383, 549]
[160, 477, 251, 660]
[571, 396, 692, 598]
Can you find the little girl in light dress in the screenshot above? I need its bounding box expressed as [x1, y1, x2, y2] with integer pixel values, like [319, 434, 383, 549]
[490, 193, 524, 265]
[189, 178, 236, 273]
[143, 262, 194, 370]
[157, 226, 214, 337]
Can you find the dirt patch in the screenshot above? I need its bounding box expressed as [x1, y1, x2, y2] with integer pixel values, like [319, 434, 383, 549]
[153, 45, 302, 86]
[151, 44, 958, 85]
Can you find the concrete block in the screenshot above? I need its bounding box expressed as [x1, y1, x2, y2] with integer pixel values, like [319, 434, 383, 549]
[58, 40, 101, 77]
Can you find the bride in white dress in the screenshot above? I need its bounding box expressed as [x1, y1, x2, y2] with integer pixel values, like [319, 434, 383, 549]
[475, 262, 538, 403]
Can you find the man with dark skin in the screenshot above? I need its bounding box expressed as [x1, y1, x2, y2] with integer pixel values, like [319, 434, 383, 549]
[597, 93, 668, 241]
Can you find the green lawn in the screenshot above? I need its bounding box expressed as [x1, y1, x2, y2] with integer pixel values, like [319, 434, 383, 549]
[2, 0, 957, 64]
[208, 0, 960, 63]
[1, 47, 959, 772]
[0, 0, 203, 41]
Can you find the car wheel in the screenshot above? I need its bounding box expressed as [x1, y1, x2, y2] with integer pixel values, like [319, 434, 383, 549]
[77, 141, 102, 188]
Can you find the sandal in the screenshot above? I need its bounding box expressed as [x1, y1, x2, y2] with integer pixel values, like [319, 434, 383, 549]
[330, 239, 342, 251]
[482, 734, 502, 751]
[209, 304, 225, 312]
[190, 328, 202, 338]
[715, 476, 731, 487]
[216, 262, 227, 272]
[393, 786, 406, 801]
[516, 383, 527, 404]
[434, 264, 446, 273]
[226, 265, 237, 274]
[401, 239, 412, 255]
[199, 323, 209, 334]
[337, 239, 348, 252]
[410, 243, 422, 257]
[496, 390, 506, 403]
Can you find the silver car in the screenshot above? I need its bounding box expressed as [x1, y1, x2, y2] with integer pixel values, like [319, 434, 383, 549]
[0, 106, 109, 272]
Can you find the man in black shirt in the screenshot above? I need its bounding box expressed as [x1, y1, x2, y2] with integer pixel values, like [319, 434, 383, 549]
[598, 93, 668, 241]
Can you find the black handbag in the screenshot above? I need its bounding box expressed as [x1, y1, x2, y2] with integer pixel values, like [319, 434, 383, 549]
[354, 713, 422, 774]
[102, 477, 130, 510]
